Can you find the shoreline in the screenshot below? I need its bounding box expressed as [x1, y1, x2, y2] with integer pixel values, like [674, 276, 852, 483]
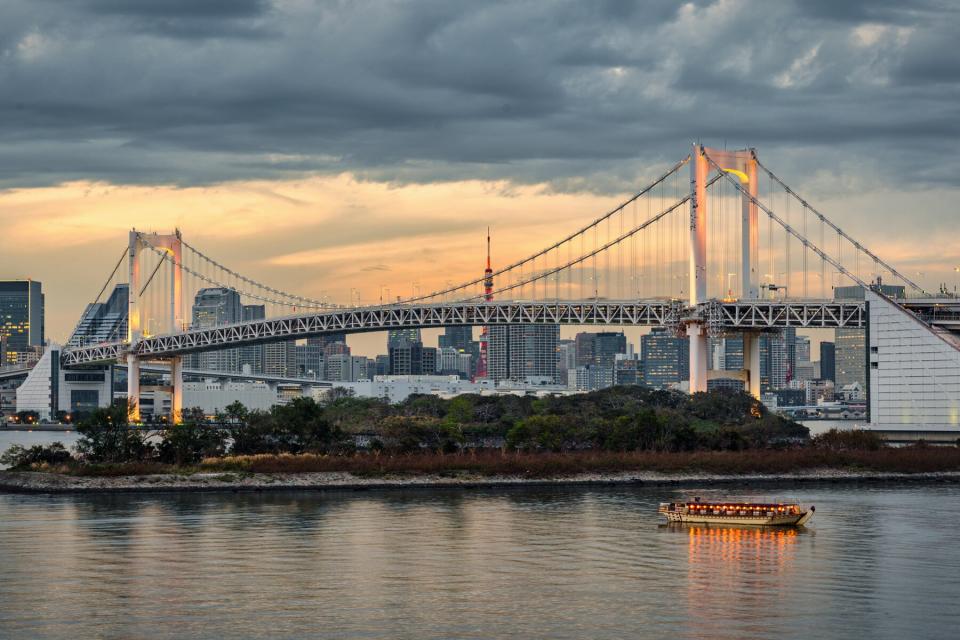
[2, 469, 960, 495]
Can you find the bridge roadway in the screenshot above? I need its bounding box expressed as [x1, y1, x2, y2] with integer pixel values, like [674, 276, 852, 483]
[62, 298, 867, 367]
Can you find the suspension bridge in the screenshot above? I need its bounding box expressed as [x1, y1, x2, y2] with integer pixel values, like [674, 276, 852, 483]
[45, 145, 960, 431]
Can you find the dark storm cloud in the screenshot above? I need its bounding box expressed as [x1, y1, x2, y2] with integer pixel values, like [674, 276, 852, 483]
[1, 0, 958, 192]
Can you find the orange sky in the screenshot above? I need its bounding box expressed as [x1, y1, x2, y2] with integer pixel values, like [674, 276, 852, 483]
[2, 172, 958, 357]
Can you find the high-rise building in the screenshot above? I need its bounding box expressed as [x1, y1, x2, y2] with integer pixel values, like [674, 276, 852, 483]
[307, 333, 347, 349]
[389, 340, 434, 375]
[793, 335, 814, 382]
[437, 346, 472, 378]
[724, 335, 744, 371]
[238, 304, 266, 373]
[0, 280, 44, 364]
[189, 288, 241, 372]
[487, 325, 559, 382]
[68, 284, 127, 348]
[592, 332, 627, 368]
[574, 332, 596, 367]
[264, 341, 297, 377]
[296, 343, 325, 379]
[760, 332, 789, 392]
[438, 326, 473, 351]
[820, 341, 836, 382]
[640, 327, 689, 389]
[614, 354, 641, 386]
[388, 329, 422, 348]
[556, 339, 577, 385]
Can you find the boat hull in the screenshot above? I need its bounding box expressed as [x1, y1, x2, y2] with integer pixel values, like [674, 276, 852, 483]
[663, 511, 811, 527]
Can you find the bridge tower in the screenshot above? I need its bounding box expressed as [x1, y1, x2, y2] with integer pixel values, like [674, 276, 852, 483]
[689, 145, 761, 396]
[127, 229, 184, 422]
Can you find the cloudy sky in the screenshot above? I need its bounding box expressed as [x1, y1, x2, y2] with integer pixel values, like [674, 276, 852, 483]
[2, 0, 958, 353]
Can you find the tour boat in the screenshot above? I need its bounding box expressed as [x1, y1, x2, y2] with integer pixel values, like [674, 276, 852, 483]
[658, 498, 815, 527]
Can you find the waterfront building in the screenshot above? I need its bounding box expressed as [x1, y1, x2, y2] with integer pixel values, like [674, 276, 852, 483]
[182, 380, 278, 414]
[68, 284, 127, 347]
[640, 327, 689, 389]
[804, 378, 835, 405]
[834, 284, 904, 390]
[487, 325, 559, 383]
[0, 280, 44, 365]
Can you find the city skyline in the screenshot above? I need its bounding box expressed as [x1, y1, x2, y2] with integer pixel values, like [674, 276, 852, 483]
[2, 2, 959, 348]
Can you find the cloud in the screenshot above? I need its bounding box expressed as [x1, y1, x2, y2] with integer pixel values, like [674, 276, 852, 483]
[0, 0, 956, 195]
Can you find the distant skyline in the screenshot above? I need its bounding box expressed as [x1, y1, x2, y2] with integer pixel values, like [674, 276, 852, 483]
[2, 0, 958, 354]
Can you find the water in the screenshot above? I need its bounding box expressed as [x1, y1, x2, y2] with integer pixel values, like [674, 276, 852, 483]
[1, 484, 958, 639]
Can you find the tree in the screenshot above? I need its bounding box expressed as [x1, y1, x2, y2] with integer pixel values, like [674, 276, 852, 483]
[75, 400, 154, 463]
[223, 401, 249, 426]
[270, 396, 341, 452]
[0, 442, 73, 469]
[157, 408, 229, 465]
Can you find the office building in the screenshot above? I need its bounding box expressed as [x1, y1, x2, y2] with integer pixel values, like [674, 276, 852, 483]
[556, 339, 577, 385]
[388, 329, 422, 348]
[389, 340, 435, 376]
[189, 288, 241, 372]
[296, 343, 325, 379]
[238, 304, 266, 373]
[307, 332, 347, 349]
[438, 326, 473, 351]
[640, 327, 689, 389]
[793, 335, 814, 382]
[264, 341, 297, 378]
[724, 335, 744, 371]
[487, 325, 559, 383]
[614, 355, 641, 386]
[437, 346, 472, 378]
[1, 280, 44, 364]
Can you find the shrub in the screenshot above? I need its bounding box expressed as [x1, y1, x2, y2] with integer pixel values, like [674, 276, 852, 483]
[812, 428, 885, 451]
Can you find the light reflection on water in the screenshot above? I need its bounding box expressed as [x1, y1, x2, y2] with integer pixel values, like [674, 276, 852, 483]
[0, 484, 958, 639]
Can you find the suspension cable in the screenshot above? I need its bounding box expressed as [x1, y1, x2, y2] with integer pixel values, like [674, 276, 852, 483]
[754, 156, 925, 293]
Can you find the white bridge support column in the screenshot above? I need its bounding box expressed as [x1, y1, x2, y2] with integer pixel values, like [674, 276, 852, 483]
[688, 144, 709, 393]
[688, 323, 708, 394]
[742, 332, 762, 399]
[170, 356, 183, 423]
[127, 353, 140, 422]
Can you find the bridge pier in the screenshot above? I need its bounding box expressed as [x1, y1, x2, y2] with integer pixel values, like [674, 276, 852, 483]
[126, 353, 140, 423]
[687, 323, 708, 394]
[743, 333, 762, 399]
[170, 356, 183, 423]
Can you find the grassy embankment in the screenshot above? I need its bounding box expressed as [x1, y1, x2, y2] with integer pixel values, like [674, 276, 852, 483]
[39, 446, 960, 479]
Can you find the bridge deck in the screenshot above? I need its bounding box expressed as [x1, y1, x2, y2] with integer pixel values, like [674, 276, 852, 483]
[61, 299, 866, 366]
